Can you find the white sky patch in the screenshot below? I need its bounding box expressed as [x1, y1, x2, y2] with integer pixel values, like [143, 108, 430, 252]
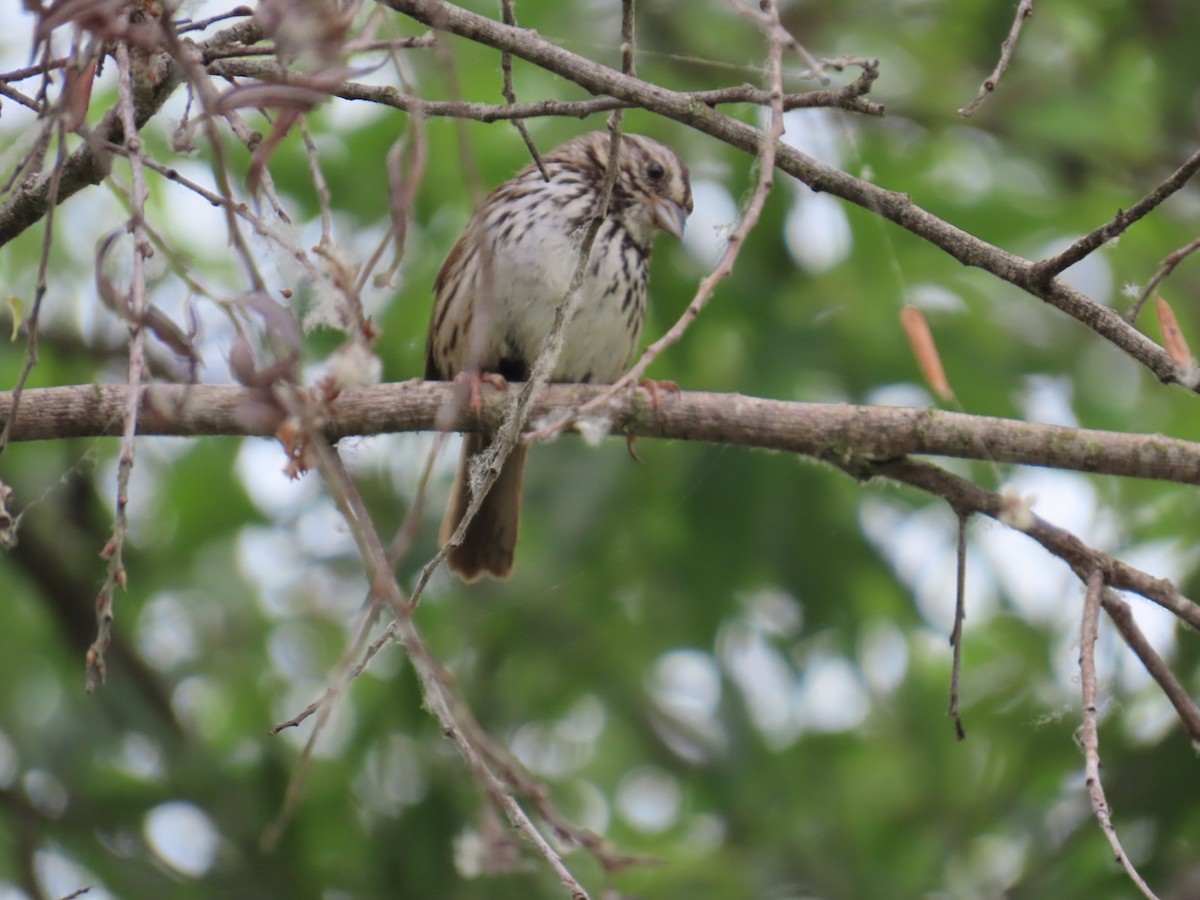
[779, 108, 847, 169]
[738, 586, 803, 637]
[905, 282, 967, 314]
[237, 526, 306, 612]
[785, 191, 852, 273]
[864, 382, 935, 409]
[717, 618, 797, 748]
[111, 732, 165, 782]
[1033, 235, 1113, 305]
[511, 695, 607, 779]
[793, 652, 870, 734]
[235, 438, 321, 517]
[974, 470, 1112, 626]
[35, 850, 113, 900]
[649, 649, 725, 750]
[1121, 690, 1177, 746]
[682, 178, 737, 269]
[354, 733, 427, 817]
[266, 621, 326, 680]
[1017, 374, 1078, 427]
[925, 127, 999, 204]
[860, 497, 999, 630]
[616, 766, 682, 834]
[859, 619, 910, 695]
[144, 801, 220, 877]
[295, 501, 360, 559]
[137, 592, 201, 671]
[23, 770, 68, 818]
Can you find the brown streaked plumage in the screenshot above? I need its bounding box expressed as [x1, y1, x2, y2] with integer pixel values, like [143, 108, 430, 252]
[426, 132, 692, 581]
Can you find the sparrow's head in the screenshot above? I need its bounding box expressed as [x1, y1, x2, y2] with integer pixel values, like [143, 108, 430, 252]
[555, 132, 693, 247]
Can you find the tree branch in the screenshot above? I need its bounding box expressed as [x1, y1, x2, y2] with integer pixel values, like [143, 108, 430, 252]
[3, 383, 1200, 489]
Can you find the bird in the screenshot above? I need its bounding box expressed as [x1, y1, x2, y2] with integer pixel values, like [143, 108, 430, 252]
[425, 131, 692, 582]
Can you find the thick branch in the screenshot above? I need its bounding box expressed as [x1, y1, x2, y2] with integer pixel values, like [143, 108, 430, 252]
[4, 382, 1200, 486]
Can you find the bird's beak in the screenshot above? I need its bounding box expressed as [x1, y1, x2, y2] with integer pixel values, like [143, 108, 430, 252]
[653, 199, 690, 240]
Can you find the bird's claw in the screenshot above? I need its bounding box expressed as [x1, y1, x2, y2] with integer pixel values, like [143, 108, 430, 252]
[639, 378, 679, 415]
[626, 433, 644, 464]
[454, 371, 508, 415]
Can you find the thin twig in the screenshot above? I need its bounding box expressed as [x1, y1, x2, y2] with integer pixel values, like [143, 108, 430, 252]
[1079, 572, 1160, 900]
[958, 0, 1033, 117]
[1031, 147, 1200, 282]
[947, 510, 968, 740]
[1126, 234, 1200, 324]
[0, 120, 64, 454]
[176, 5, 255, 35]
[300, 118, 336, 249]
[86, 39, 154, 692]
[202, 35, 435, 59]
[499, 0, 547, 179]
[0, 82, 41, 111]
[0, 55, 69, 83]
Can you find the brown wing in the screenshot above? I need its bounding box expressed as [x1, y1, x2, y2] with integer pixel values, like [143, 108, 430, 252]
[425, 232, 471, 381]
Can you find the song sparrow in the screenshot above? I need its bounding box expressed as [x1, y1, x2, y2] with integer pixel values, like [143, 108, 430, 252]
[426, 131, 692, 582]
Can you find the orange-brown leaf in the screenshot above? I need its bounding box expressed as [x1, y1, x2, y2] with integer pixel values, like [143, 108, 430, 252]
[900, 305, 952, 401]
[1156, 294, 1192, 366]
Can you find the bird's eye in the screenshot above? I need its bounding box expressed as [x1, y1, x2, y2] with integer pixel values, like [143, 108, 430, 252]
[646, 161, 665, 181]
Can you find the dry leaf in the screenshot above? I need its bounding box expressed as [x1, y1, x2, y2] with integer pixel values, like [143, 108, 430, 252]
[1155, 294, 1192, 366]
[899, 305, 952, 400]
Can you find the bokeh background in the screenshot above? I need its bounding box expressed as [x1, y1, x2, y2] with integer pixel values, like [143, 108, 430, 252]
[2, 1, 1200, 897]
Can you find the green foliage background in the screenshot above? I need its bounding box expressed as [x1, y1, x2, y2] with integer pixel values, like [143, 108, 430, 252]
[2, 1, 1200, 898]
